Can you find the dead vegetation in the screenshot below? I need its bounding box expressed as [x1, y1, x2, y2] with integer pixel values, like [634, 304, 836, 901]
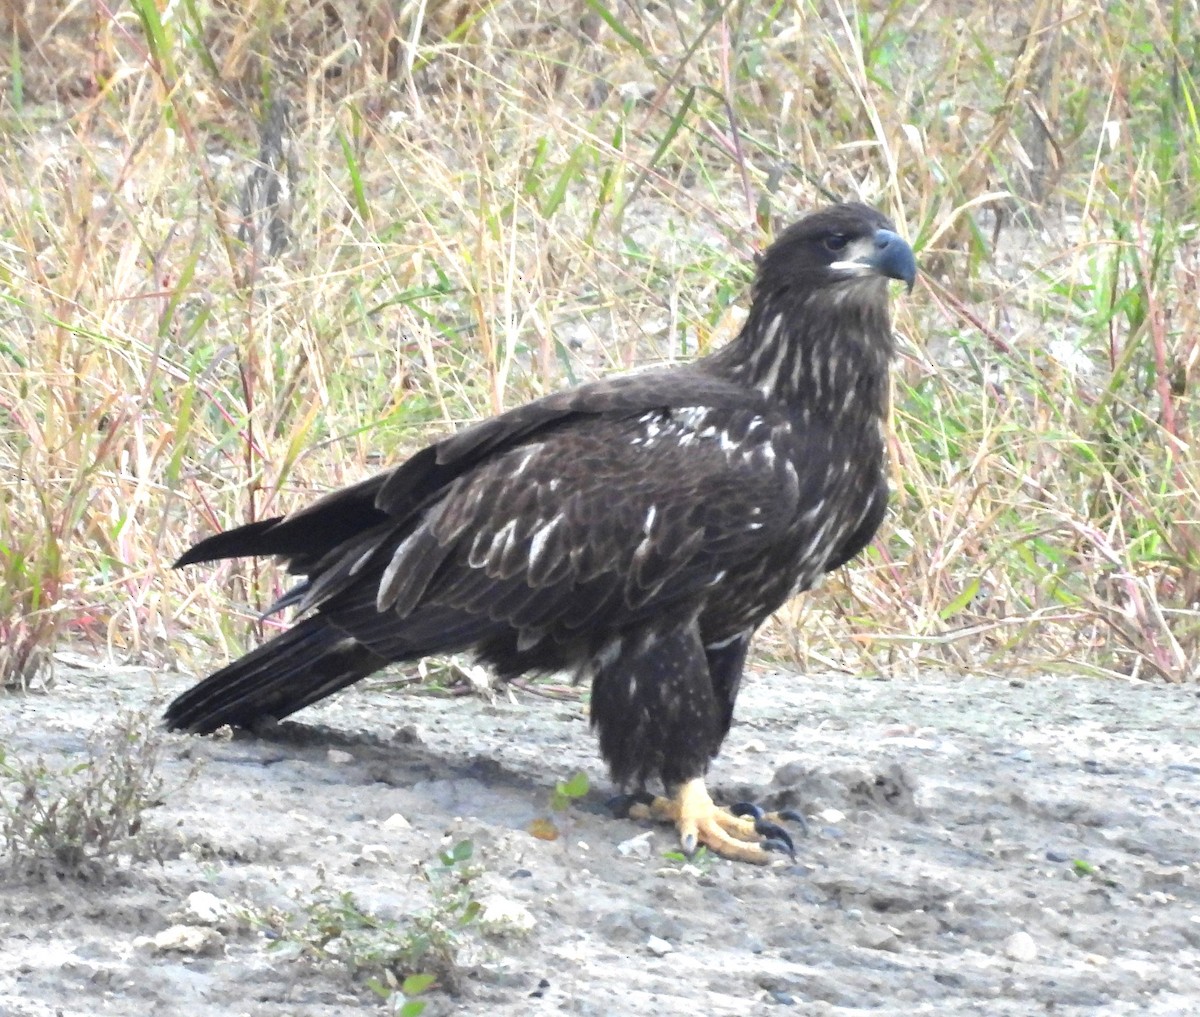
[0, 0, 1197, 691]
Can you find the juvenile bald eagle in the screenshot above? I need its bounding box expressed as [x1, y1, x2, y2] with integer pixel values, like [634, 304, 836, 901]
[167, 202, 916, 863]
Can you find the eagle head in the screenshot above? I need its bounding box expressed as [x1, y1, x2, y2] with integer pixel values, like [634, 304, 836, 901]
[756, 202, 917, 297]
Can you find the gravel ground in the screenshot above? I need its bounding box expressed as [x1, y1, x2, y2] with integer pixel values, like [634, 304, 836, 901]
[2, 659, 1200, 1016]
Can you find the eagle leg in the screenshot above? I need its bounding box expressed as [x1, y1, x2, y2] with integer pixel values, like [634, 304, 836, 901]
[625, 779, 796, 864]
[591, 621, 797, 863]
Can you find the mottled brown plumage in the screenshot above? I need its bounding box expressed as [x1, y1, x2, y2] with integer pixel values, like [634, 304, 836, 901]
[167, 202, 916, 862]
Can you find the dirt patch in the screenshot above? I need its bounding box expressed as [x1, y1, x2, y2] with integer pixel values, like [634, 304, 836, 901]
[3, 662, 1200, 1015]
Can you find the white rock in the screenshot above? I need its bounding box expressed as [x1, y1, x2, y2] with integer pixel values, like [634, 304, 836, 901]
[326, 749, 353, 764]
[646, 935, 674, 956]
[616, 831, 655, 858]
[381, 813, 411, 832]
[1004, 930, 1038, 962]
[180, 891, 234, 928]
[476, 894, 537, 936]
[817, 808, 845, 824]
[655, 864, 704, 879]
[137, 925, 225, 956]
[359, 844, 393, 864]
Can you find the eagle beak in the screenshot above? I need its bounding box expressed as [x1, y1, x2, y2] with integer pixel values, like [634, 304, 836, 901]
[830, 228, 917, 293]
[866, 228, 917, 293]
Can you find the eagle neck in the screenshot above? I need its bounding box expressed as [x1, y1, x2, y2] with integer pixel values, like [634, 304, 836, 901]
[705, 285, 894, 425]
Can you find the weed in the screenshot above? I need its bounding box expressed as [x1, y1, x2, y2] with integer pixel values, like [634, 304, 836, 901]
[255, 839, 482, 1003]
[529, 770, 590, 842]
[0, 710, 168, 876]
[661, 844, 715, 875]
[549, 771, 590, 813]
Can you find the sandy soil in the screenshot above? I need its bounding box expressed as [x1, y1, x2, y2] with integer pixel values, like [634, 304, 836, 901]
[2, 659, 1200, 1016]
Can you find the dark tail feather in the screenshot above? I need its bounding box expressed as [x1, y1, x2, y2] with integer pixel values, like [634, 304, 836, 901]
[175, 475, 392, 569]
[164, 615, 388, 733]
[174, 517, 286, 568]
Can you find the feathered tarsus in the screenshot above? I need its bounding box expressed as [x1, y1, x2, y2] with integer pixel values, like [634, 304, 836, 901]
[168, 202, 916, 863]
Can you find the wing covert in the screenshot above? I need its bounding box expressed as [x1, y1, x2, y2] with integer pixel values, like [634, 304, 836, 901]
[366, 405, 818, 637]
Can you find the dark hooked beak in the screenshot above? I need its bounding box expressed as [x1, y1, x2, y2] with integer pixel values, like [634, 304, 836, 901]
[867, 228, 917, 293]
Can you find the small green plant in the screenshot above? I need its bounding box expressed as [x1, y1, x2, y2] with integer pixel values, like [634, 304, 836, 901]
[383, 973, 436, 1017]
[529, 771, 589, 841]
[1069, 857, 1119, 888]
[405, 838, 484, 990]
[257, 839, 482, 1004]
[0, 711, 167, 876]
[549, 771, 589, 812]
[661, 844, 715, 874]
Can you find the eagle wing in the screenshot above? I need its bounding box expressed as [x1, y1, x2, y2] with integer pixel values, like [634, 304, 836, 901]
[315, 400, 816, 660]
[176, 367, 770, 576]
[177, 368, 842, 661]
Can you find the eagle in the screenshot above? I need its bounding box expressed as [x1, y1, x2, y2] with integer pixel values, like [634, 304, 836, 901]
[166, 202, 916, 864]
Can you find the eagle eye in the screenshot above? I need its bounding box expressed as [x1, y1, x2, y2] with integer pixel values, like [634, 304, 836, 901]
[823, 234, 849, 253]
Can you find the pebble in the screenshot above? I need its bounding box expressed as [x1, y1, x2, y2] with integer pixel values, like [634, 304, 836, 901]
[135, 925, 225, 956]
[631, 906, 684, 941]
[477, 894, 537, 936]
[178, 891, 236, 930]
[645, 935, 674, 956]
[616, 831, 655, 858]
[772, 760, 810, 785]
[359, 843, 393, 864]
[655, 864, 705, 879]
[856, 926, 901, 952]
[326, 749, 353, 765]
[1004, 930, 1038, 962]
[1141, 866, 1188, 890]
[381, 813, 411, 831]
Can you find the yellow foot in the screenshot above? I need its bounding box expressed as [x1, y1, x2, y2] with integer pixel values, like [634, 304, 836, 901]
[625, 778, 800, 865]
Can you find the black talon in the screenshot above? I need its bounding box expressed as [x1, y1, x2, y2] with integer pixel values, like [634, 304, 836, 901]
[776, 808, 809, 837]
[607, 790, 656, 818]
[730, 801, 764, 820]
[753, 818, 795, 856]
[762, 836, 796, 859]
[732, 801, 809, 840]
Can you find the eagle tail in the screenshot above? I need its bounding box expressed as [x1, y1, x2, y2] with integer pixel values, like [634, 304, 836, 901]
[173, 518, 285, 568]
[164, 615, 387, 734]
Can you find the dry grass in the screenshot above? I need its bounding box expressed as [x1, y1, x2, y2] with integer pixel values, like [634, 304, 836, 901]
[0, 0, 1198, 688]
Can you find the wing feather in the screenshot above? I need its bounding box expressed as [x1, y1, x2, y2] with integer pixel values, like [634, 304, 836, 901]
[327, 407, 810, 646]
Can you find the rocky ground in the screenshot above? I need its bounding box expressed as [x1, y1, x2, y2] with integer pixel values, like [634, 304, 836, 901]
[2, 659, 1200, 1016]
